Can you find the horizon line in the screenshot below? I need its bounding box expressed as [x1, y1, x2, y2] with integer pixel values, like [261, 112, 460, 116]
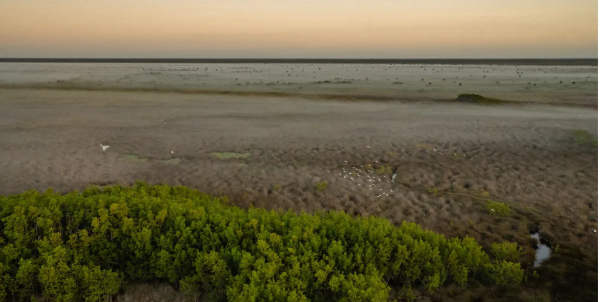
[0, 58, 597, 66]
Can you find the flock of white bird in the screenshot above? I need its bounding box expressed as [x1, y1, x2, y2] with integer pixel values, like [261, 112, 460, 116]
[340, 158, 394, 198]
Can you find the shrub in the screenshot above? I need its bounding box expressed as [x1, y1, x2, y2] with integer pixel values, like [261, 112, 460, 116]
[0, 183, 524, 301]
[490, 242, 523, 262]
[487, 200, 510, 217]
[316, 181, 328, 192]
[486, 261, 524, 285]
[427, 187, 439, 195]
[374, 165, 393, 175]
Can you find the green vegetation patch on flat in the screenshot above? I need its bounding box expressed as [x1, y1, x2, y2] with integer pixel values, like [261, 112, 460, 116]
[573, 130, 598, 148]
[118, 154, 149, 163]
[455, 94, 514, 105]
[487, 200, 510, 217]
[374, 165, 393, 175]
[212, 152, 250, 160]
[315, 181, 328, 192]
[164, 158, 181, 165]
[119, 154, 181, 164]
[0, 183, 523, 301]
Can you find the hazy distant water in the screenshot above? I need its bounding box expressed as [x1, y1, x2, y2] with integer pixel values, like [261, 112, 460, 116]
[0, 63, 597, 105]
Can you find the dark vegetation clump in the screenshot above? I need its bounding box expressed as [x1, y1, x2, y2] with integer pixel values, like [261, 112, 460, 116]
[312, 80, 352, 84]
[455, 93, 512, 105]
[0, 183, 524, 301]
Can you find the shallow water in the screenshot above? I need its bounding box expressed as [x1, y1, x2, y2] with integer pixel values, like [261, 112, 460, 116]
[530, 232, 551, 267]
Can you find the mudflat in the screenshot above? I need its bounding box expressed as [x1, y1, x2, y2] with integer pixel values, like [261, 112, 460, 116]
[0, 63, 597, 106]
[0, 62, 597, 300]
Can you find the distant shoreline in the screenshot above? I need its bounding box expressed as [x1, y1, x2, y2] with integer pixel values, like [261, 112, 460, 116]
[0, 58, 597, 66]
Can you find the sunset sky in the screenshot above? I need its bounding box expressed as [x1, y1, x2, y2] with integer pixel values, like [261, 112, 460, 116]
[1, 0, 597, 58]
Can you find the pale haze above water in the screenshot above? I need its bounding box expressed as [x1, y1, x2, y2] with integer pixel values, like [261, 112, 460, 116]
[1, 0, 597, 58]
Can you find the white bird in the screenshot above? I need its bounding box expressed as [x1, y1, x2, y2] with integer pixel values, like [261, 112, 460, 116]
[392, 173, 397, 182]
[366, 146, 371, 148]
[100, 144, 110, 152]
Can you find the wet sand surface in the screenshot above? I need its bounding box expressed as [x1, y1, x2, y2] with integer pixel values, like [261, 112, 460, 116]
[0, 63, 597, 300]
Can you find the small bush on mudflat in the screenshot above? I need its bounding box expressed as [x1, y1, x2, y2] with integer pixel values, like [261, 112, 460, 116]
[487, 200, 510, 217]
[0, 183, 523, 301]
[375, 165, 393, 175]
[316, 181, 328, 191]
[573, 130, 598, 148]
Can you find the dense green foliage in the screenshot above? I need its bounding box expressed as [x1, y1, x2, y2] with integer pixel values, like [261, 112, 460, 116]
[0, 183, 523, 301]
[490, 242, 523, 263]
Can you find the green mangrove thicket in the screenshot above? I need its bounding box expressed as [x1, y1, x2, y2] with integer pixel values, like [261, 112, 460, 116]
[0, 183, 524, 301]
